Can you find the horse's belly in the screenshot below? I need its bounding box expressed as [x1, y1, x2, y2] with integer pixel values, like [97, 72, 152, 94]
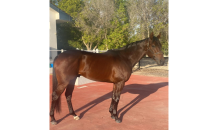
[78, 54, 130, 83]
[78, 57, 113, 82]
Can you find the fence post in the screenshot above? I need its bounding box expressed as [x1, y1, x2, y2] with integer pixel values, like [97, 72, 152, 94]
[138, 60, 141, 69]
[61, 49, 64, 53]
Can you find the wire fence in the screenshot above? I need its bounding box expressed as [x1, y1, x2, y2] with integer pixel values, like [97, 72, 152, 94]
[49, 49, 107, 65]
[50, 49, 107, 59]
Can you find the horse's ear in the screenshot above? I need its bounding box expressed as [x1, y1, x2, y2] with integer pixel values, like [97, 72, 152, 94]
[157, 32, 161, 39]
[150, 32, 154, 40]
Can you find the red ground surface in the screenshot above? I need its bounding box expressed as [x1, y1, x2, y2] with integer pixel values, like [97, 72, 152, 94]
[49, 75, 168, 130]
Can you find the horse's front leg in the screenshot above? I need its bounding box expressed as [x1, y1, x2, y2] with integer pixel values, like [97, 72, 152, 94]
[109, 81, 125, 123]
[109, 91, 116, 119]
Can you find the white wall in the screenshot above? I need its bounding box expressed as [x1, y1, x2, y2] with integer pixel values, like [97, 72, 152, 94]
[50, 8, 59, 63]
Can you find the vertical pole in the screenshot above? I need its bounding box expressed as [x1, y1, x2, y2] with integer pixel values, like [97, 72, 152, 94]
[138, 60, 141, 70]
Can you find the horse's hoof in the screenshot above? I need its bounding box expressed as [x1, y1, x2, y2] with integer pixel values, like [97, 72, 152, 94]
[74, 116, 80, 120]
[51, 121, 57, 125]
[111, 115, 115, 119]
[115, 119, 121, 123]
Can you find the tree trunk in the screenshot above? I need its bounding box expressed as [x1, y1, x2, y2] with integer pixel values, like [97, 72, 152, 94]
[82, 36, 90, 50]
[93, 45, 97, 50]
[105, 29, 108, 50]
[93, 42, 99, 50]
[147, 18, 149, 38]
[85, 45, 90, 50]
[89, 43, 92, 50]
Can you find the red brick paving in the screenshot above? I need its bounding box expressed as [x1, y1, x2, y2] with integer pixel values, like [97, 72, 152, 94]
[49, 75, 168, 130]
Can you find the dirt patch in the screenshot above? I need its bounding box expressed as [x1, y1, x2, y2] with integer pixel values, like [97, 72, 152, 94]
[133, 69, 168, 77]
[133, 57, 168, 77]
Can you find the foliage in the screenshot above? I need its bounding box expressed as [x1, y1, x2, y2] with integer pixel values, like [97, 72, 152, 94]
[52, 0, 168, 54]
[101, 1, 129, 49]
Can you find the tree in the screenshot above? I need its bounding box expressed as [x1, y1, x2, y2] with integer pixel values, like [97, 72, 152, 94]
[127, 0, 168, 55]
[56, 22, 84, 50]
[50, 0, 60, 5]
[127, 0, 155, 40]
[55, 0, 85, 49]
[52, 0, 168, 53]
[77, 0, 116, 50]
[100, 0, 130, 49]
[58, 0, 84, 21]
[152, 0, 168, 55]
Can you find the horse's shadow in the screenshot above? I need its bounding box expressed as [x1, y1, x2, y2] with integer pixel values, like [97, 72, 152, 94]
[57, 82, 168, 123]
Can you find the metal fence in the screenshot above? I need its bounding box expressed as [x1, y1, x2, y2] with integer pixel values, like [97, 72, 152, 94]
[80, 49, 107, 53]
[49, 49, 107, 65]
[50, 49, 63, 61]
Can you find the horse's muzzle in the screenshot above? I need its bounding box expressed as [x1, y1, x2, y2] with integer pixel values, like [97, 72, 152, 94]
[157, 58, 165, 66]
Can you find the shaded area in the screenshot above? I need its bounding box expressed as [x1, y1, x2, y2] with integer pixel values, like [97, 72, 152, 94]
[57, 82, 168, 123]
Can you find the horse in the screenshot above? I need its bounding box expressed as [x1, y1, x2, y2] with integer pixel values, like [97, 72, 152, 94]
[50, 32, 165, 125]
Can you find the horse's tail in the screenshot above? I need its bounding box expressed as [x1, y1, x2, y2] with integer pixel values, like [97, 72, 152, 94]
[52, 56, 61, 113]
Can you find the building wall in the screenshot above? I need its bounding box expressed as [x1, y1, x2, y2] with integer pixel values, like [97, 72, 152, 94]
[50, 8, 59, 64]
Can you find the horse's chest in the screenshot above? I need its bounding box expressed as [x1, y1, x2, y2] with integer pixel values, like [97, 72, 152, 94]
[110, 62, 132, 82]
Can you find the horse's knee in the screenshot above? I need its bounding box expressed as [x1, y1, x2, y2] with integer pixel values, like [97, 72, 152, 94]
[65, 84, 75, 98]
[65, 92, 72, 99]
[65, 95, 72, 103]
[113, 109, 117, 114]
[109, 107, 113, 112]
[113, 96, 120, 102]
[115, 98, 119, 102]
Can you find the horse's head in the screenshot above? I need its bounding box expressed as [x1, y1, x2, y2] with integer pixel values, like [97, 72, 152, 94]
[146, 32, 165, 66]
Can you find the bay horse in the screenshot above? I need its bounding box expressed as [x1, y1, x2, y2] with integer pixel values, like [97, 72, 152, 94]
[50, 32, 165, 124]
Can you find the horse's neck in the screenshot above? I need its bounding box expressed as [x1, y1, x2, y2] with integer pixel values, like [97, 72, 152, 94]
[120, 40, 147, 67]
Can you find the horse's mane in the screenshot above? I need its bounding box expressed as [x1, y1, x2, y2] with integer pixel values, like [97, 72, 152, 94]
[110, 38, 148, 51]
[108, 36, 161, 52]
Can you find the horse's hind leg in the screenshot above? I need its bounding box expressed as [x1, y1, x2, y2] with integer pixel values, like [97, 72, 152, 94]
[65, 77, 80, 120]
[50, 83, 68, 125]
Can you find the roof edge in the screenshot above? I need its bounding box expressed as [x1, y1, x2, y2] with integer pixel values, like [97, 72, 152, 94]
[50, 2, 73, 22]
